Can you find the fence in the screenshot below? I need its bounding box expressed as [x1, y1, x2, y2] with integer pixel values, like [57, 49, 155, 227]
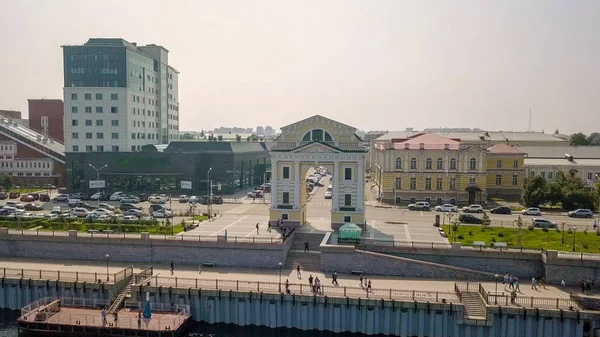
[141, 276, 459, 303]
[557, 252, 600, 261]
[1, 266, 133, 284]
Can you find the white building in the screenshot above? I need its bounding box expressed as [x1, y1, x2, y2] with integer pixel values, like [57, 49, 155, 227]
[0, 141, 56, 179]
[62, 38, 180, 153]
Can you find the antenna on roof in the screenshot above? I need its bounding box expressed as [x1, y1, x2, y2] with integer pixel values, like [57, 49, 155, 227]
[528, 107, 532, 132]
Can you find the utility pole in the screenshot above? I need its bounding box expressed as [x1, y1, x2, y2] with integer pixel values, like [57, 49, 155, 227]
[89, 164, 108, 207]
[207, 167, 212, 219]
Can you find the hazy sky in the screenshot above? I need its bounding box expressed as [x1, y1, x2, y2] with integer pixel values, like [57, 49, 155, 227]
[1, 0, 599, 134]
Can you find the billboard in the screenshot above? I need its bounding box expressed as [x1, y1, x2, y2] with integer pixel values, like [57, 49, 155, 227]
[181, 181, 192, 189]
[89, 180, 106, 189]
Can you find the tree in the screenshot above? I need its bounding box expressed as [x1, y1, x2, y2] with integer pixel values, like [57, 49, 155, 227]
[521, 176, 547, 207]
[199, 131, 205, 138]
[588, 132, 600, 145]
[555, 171, 594, 210]
[546, 181, 563, 206]
[208, 134, 214, 141]
[180, 133, 194, 140]
[217, 135, 223, 141]
[570, 132, 590, 146]
[235, 134, 242, 142]
[0, 174, 12, 190]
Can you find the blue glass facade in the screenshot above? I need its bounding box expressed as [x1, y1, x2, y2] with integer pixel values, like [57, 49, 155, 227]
[63, 46, 127, 88]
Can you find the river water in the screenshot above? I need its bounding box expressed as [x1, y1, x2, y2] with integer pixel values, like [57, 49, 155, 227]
[0, 309, 358, 337]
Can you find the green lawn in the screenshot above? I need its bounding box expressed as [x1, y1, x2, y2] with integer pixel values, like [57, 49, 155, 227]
[442, 224, 600, 253]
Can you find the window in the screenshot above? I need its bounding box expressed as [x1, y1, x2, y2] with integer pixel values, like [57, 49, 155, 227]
[410, 157, 417, 169]
[436, 178, 442, 190]
[436, 198, 443, 205]
[513, 160, 519, 168]
[111, 107, 118, 113]
[282, 192, 290, 204]
[496, 174, 502, 185]
[96, 145, 104, 152]
[344, 194, 351, 206]
[344, 167, 352, 180]
[436, 158, 443, 170]
[96, 107, 103, 113]
[95, 93, 102, 100]
[541, 171, 546, 178]
[450, 198, 456, 205]
[71, 93, 77, 100]
[131, 133, 136, 139]
[72, 120, 78, 126]
[469, 158, 477, 170]
[282, 167, 290, 179]
[530, 171, 535, 177]
[112, 146, 119, 152]
[85, 107, 92, 113]
[96, 120, 103, 126]
[395, 158, 402, 169]
[410, 177, 416, 190]
[84, 93, 91, 100]
[425, 178, 432, 190]
[85, 145, 93, 152]
[496, 160, 502, 168]
[71, 107, 78, 113]
[450, 158, 457, 170]
[301, 129, 333, 142]
[111, 120, 118, 126]
[111, 133, 119, 139]
[548, 172, 553, 180]
[85, 120, 92, 126]
[132, 95, 135, 102]
[72, 145, 79, 151]
[111, 94, 118, 100]
[424, 197, 431, 204]
[450, 178, 456, 190]
[395, 177, 401, 189]
[97, 133, 104, 139]
[343, 215, 351, 223]
[588, 172, 593, 180]
[512, 175, 518, 185]
[425, 158, 432, 169]
[281, 213, 289, 220]
[85, 132, 92, 139]
[131, 145, 136, 151]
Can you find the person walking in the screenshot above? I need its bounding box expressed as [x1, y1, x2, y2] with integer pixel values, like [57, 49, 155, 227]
[101, 308, 107, 325]
[531, 277, 537, 290]
[332, 271, 339, 285]
[367, 279, 372, 292]
[359, 273, 364, 287]
[256, 223, 260, 234]
[508, 275, 514, 289]
[308, 275, 314, 288]
[515, 280, 520, 292]
[114, 312, 118, 326]
[561, 280, 566, 289]
[304, 242, 309, 253]
[315, 277, 321, 295]
[285, 279, 290, 294]
[581, 280, 586, 293]
[267, 222, 271, 232]
[170, 261, 174, 275]
[296, 264, 301, 279]
[594, 219, 598, 230]
[137, 311, 142, 328]
[224, 230, 228, 241]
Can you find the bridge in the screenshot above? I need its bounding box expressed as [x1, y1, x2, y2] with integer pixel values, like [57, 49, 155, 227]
[0, 118, 65, 164]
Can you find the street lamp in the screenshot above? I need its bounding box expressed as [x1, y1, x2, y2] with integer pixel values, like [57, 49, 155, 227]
[494, 274, 499, 304]
[278, 262, 283, 293]
[105, 253, 110, 281]
[207, 167, 212, 219]
[89, 164, 108, 207]
[572, 226, 577, 252]
[595, 174, 600, 223]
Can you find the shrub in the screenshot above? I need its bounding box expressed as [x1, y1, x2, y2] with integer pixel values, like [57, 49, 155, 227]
[583, 229, 588, 235]
[567, 228, 573, 234]
[596, 230, 600, 236]
[457, 235, 464, 240]
[468, 231, 473, 236]
[498, 232, 504, 238]
[527, 225, 535, 231]
[583, 243, 589, 250]
[491, 237, 496, 242]
[542, 227, 549, 232]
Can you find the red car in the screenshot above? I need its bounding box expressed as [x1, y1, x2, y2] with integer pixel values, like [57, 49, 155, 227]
[20, 195, 35, 202]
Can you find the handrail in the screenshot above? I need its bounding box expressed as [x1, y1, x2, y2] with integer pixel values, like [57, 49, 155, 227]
[1, 267, 132, 284]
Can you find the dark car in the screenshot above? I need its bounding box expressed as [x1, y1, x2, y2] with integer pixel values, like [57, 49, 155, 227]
[199, 196, 210, 205]
[39, 194, 50, 202]
[459, 214, 483, 224]
[80, 193, 92, 201]
[20, 195, 36, 202]
[490, 206, 512, 215]
[120, 203, 142, 211]
[138, 194, 149, 202]
[24, 203, 43, 211]
[0, 192, 6, 200]
[212, 196, 224, 204]
[9, 192, 20, 199]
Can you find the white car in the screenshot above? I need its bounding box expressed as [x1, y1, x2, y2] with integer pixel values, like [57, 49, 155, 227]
[55, 194, 69, 202]
[324, 191, 332, 199]
[98, 203, 115, 211]
[109, 192, 125, 201]
[462, 205, 484, 213]
[122, 215, 139, 222]
[152, 210, 173, 218]
[188, 196, 199, 204]
[96, 214, 111, 221]
[149, 196, 165, 204]
[21, 212, 34, 219]
[51, 206, 62, 214]
[159, 194, 170, 201]
[247, 190, 263, 198]
[73, 207, 90, 217]
[93, 208, 114, 217]
[522, 207, 542, 216]
[435, 204, 458, 212]
[43, 213, 59, 220]
[120, 195, 140, 203]
[89, 192, 103, 200]
[178, 195, 189, 203]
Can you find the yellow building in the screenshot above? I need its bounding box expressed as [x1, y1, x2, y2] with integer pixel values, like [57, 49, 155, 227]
[485, 144, 525, 199]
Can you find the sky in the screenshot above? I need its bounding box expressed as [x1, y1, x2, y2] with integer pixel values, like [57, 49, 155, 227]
[1, 0, 599, 134]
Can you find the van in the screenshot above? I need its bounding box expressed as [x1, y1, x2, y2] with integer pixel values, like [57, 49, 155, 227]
[327, 185, 332, 192]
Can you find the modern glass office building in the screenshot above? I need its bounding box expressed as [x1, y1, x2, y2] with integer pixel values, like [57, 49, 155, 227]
[65, 142, 271, 195]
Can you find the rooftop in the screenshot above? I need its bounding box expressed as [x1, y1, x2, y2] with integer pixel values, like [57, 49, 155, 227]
[517, 146, 600, 159]
[165, 141, 267, 154]
[376, 130, 569, 143]
[487, 143, 524, 155]
[393, 133, 460, 150]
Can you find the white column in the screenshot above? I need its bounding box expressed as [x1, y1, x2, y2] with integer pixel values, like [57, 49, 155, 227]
[357, 159, 364, 211]
[295, 161, 301, 209]
[271, 158, 278, 209]
[333, 161, 340, 210]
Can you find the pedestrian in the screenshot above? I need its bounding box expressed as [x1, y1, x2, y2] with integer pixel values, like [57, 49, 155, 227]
[315, 277, 321, 295]
[508, 275, 514, 289]
[224, 230, 228, 240]
[285, 279, 290, 294]
[503, 272, 508, 284]
[253, 196, 256, 203]
[308, 275, 314, 287]
[510, 290, 517, 304]
[367, 279, 372, 292]
[594, 219, 598, 229]
[296, 264, 301, 278]
[256, 223, 259, 234]
[268, 222, 271, 232]
[515, 280, 520, 292]
[531, 277, 537, 290]
[540, 277, 546, 289]
[581, 280, 586, 293]
[101, 308, 107, 325]
[137, 311, 142, 328]
[359, 273, 364, 287]
[170, 261, 174, 275]
[561, 280, 566, 289]
[332, 271, 339, 285]
[304, 242, 309, 253]
[114, 312, 118, 326]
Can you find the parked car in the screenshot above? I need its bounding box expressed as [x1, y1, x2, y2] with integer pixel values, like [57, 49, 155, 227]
[324, 191, 333, 199]
[212, 196, 224, 204]
[24, 203, 43, 211]
[98, 203, 115, 211]
[149, 204, 168, 213]
[122, 215, 140, 222]
[20, 195, 35, 202]
[43, 213, 59, 220]
[50, 206, 62, 214]
[39, 194, 50, 202]
[120, 203, 141, 211]
[93, 208, 114, 217]
[408, 202, 430, 211]
[55, 194, 69, 202]
[462, 205, 484, 213]
[152, 209, 173, 218]
[71, 202, 96, 210]
[89, 192, 104, 200]
[0, 192, 6, 200]
[138, 194, 149, 202]
[434, 204, 458, 212]
[5, 201, 18, 207]
[123, 209, 143, 217]
[158, 194, 170, 201]
[188, 196, 199, 204]
[120, 195, 140, 204]
[490, 206, 512, 215]
[178, 195, 189, 203]
[149, 196, 166, 204]
[109, 192, 125, 201]
[73, 207, 90, 217]
[568, 209, 594, 218]
[459, 214, 483, 224]
[9, 192, 20, 199]
[521, 207, 541, 216]
[14, 203, 25, 209]
[247, 190, 264, 198]
[532, 218, 556, 228]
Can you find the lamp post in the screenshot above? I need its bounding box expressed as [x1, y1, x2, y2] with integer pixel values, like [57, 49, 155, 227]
[494, 273, 499, 304]
[207, 167, 212, 219]
[105, 253, 110, 281]
[89, 164, 108, 207]
[447, 212, 455, 242]
[595, 174, 600, 223]
[278, 262, 283, 293]
[572, 226, 577, 252]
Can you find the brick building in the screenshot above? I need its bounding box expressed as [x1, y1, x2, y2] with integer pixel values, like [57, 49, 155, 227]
[0, 110, 22, 119]
[28, 99, 64, 143]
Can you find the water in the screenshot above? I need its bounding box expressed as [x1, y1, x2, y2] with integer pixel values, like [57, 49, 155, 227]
[0, 309, 360, 337]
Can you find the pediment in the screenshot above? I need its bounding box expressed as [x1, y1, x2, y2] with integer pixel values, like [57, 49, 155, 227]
[292, 142, 340, 154]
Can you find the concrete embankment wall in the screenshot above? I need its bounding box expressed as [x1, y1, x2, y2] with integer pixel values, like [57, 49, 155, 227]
[0, 229, 294, 269]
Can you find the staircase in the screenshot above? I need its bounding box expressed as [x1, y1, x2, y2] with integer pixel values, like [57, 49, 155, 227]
[460, 292, 487, 320]
[284, 232, 327, 271]
[106, 276, 134, 314]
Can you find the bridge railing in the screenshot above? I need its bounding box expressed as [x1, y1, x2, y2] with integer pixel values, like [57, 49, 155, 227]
[1, 266, 133, 284]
